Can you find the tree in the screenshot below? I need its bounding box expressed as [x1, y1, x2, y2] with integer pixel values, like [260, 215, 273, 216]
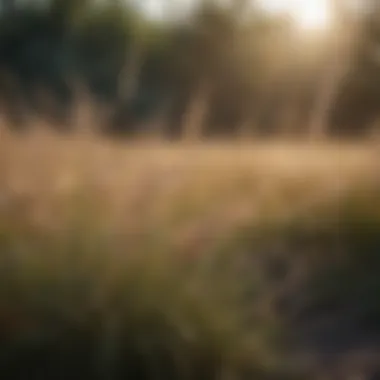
[307, 0, 365, 139]
[167, 1, 239, 140]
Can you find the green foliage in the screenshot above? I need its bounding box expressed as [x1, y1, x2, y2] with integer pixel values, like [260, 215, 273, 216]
[0, 195, 283, 379]
[2, 0, 380, 136]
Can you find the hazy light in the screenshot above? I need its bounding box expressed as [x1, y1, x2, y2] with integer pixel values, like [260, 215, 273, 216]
[259, 0, 333, 31]
[134, 0, 199, 22]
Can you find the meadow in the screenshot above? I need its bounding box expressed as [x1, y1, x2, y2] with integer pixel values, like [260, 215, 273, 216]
[0, 129, 380, 379]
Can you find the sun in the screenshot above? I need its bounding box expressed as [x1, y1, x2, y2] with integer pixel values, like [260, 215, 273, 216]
[260, 0, 333, 31]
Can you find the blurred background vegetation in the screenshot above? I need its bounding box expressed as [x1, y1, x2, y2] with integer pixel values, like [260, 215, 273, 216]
[2, 1, 380, 379]
[1, 0, 380, 139]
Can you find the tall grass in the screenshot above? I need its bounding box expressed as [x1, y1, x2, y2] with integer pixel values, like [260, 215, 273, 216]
[0, 183, 280, 379]
[0, 130, 379, 379]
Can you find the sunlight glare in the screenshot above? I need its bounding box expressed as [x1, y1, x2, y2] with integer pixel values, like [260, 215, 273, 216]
[260, 0, 333, 31]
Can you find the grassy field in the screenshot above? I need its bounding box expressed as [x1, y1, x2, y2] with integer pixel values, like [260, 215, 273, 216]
[0, 131, 380, 379]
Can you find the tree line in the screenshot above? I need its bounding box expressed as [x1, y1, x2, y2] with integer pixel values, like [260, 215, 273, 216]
[0, 0, 380, 139]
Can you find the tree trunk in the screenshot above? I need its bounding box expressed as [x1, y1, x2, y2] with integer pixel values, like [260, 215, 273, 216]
[154, 97, 172, 139]
[308, 5, 362, 139]
[118, 42, 143, 105]
[238, 100, 258, 140]
[279, 101, 299, 137]
[308, 54, 346, 139]
[182, 80, 211, 141]
[238, 119, 255, 140]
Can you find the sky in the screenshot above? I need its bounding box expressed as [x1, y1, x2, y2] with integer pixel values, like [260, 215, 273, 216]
[133, 0, 197, 22]
[135, 0, 364, 25]
[136, 0, 333, 31]
[136, 0, 321, 21]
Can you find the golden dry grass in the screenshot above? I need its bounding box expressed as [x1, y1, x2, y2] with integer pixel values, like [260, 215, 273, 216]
[1, 129, 380, 379]
[0, 130, 377, 241]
